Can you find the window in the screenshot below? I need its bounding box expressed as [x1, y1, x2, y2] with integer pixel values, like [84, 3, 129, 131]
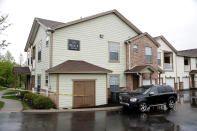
[164, 56, 170, 63]
[37, 75, 41, 87]
[46, 36, 49, 46]
[45, 75, 48, 86]
[38, 51, 41, 61]
[158, 86, 167, 93]
[133, 45, 138, 52]
[184, 58, 189, 65]
[109, 42, 119, 62]
[196, 58, 197, 68]
[150, 87, 158, 94]
[109, 76, 119, 92]
[38, 42, 42, 61]
[145, 47, 152, 63]
[157, 52, 161, 66]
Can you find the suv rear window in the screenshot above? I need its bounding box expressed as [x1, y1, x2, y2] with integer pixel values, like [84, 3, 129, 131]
[158, 86, 173, 93]
[166, 86, 174, 92]
[158, 86, 166, 93]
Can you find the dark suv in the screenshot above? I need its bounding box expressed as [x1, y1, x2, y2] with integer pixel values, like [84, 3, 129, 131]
[119, 85, 177, 112]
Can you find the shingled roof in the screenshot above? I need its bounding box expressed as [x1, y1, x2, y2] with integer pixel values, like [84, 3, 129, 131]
[36, 18, 65, 29]
[154, 36, 177, 53]
[177, 48, 197, 58]
[125, 65, 157, 73]
[125, 32, 160, 47]
[25, 9, 142, 51]
[13, 67, 31, 75]
[46, 60, 112, 74]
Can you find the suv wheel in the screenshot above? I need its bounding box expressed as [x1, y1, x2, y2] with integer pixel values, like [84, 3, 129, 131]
[139, 102, 148, 112]
[167, 99, 175, 109]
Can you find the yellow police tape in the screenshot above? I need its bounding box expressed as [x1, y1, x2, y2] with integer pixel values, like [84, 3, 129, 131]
[9, 88, 86, 97]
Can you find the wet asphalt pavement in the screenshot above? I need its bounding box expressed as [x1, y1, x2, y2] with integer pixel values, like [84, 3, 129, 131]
[0, 90, 197, 131]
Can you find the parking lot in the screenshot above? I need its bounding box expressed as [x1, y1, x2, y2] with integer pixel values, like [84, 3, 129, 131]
[0, 90, 197, 131]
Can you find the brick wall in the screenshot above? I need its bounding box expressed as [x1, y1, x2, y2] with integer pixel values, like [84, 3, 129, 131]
[128, 35, 158, 79]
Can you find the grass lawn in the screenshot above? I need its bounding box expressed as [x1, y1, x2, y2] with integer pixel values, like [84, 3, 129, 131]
[0, 101, 5, 110]
[0, 87, 7, 91]
[3, 90, 17, 95]
[2, 95, 31, 110]
[2, 95, 18, 100]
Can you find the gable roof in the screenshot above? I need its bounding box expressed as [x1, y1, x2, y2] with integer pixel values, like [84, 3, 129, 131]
[25, 9, 142, 51]
[154, 36, 177, 53]
[13, 67, 31, 75]
[125, 32, 160, 47]
[36, 18, 65, 29]
[177, 48, 197, 58]
[53, 9, 142, 34]
[125, 65, 157, 73]
[46, 60, 112, 74]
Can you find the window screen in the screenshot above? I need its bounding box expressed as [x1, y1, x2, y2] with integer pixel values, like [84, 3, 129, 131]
[109, 76, 119, 92]
[109, 43, 119, 61]
[145, 47, 152, 63]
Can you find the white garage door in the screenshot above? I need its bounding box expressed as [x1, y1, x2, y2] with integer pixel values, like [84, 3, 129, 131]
[183, 77, 189, 89]
[166, 78, 175, 88]
[195, 77, 197, 88]
[143, 79, 150, 85]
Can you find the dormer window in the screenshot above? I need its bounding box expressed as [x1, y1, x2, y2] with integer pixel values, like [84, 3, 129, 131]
[133, 45, 138, 52]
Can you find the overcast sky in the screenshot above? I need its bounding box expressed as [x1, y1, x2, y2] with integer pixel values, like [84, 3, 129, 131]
[0, 0, 197, 63]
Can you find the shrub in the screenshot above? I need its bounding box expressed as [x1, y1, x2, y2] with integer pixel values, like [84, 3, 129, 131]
[24, 92, 38, 103]
[33, 95, 54, 109]
[20, 91, 29, 99]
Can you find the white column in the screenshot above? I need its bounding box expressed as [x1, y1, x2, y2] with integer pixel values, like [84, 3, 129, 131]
[139, 74, 142, 87]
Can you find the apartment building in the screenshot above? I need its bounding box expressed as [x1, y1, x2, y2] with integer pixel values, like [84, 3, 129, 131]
[14, 10, 197, 108]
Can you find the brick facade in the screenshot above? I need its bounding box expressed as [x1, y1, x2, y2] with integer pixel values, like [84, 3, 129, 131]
[126, 34, 159, 90]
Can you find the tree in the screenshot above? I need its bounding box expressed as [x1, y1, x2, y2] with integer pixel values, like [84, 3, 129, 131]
[0, 14, 11, 50]
[0, 51, 17, 87]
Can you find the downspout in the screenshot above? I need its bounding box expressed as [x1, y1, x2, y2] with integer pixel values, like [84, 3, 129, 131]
[128, 42, 131, 70]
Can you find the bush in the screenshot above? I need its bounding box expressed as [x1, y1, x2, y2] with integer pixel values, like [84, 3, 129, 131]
[20, 91, 29, 99]
[33, 95, 54, 109]
[24, 92, 38, 103]
[20, 91, 55, 109]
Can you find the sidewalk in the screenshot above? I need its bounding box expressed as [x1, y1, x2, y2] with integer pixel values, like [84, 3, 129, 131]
[0, 90, 22, 112]
[23, 106, 123, 113]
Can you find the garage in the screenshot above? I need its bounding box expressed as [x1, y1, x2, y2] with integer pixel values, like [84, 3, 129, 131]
[73, 80, 95, 108]
[142, 79, 150, 85]
[183, 77, 190, 89]
[166, 78, 175, 88]
[46, 60, 112, 108]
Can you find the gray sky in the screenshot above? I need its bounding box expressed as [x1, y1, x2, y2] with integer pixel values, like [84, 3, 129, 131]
[0, 0, 197, 63]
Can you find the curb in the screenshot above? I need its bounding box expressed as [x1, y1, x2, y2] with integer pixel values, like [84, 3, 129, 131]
[23, 106, 123, 113]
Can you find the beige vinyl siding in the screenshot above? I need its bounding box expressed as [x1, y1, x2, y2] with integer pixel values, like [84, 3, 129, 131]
[32, 26, 50, 90]
[58, 74, 106, 108]
[49, 74, 57, 92]
[53, 14, 138, 88]
[156, 38, 177, 83]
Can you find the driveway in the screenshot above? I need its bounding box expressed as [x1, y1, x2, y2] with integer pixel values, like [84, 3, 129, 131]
[0, 90, 197, 131]
[0, 90, 22, 112]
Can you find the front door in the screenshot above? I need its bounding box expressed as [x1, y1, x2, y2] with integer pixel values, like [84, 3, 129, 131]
[133, 74, 139, 90]
[73, 80, 95, 108]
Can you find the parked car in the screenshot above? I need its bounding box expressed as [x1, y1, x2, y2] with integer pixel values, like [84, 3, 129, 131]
[119, 85, 177, 112]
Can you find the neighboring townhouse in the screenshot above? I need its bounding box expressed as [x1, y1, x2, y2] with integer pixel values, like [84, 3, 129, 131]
[176, 49, 197, 89]
[154, 36, 178, 89]
[155, 36, 197, 90]
[13, 9, 197, 108]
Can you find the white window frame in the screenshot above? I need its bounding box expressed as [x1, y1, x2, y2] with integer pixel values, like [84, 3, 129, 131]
[109, 42, 120, 62]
